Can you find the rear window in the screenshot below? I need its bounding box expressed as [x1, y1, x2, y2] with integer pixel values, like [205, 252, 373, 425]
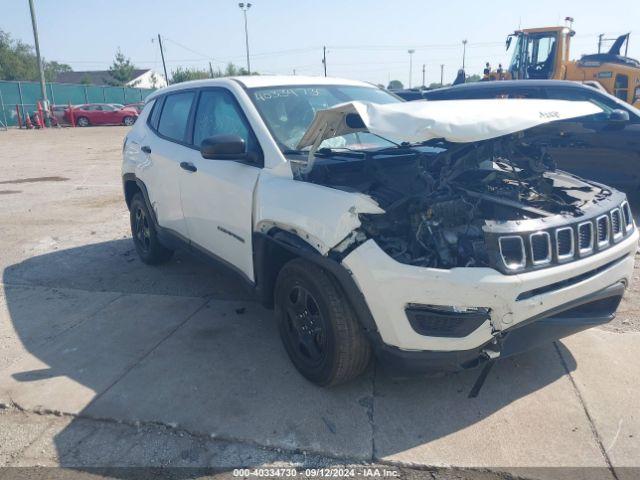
[148, 98, 163, 130]
[157, 92, 195, 142]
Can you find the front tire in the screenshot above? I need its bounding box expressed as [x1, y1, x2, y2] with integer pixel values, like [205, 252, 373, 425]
[129, 193, 173, 265]
[122, 116, 135, 126]
[76, 116, 89, 127]
[275, 259, 371, 386]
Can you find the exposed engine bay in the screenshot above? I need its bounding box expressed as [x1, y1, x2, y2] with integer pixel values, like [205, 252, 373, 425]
[293, 133, 611, 269]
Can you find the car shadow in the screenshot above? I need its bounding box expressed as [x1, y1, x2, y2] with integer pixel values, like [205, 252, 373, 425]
[2, 239, 577, 471]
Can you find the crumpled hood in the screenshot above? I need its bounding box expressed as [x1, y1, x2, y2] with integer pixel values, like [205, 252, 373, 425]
[296, 98, 602, 149]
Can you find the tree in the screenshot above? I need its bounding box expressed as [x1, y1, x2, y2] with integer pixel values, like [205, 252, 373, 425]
[108, 48, 137, 86]
[466, 74, 482, 83]
[387, 80, 404, 90]
[171, 67, 211, 84]
[0, 29, 72, 82]
[44, 61, 72, 82]
[428, 82, 451, 89]
[170, 62, 256, 84]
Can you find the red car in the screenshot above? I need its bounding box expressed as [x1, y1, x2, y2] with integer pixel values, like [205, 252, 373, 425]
[65, 104, 138, 127]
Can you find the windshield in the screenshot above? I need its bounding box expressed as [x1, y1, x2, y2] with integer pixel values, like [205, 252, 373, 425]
[248, 85, 401, 151]
[509, 32, 557, 80]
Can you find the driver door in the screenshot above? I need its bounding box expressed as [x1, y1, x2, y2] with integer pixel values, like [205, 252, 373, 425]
[179, 88, 263, 281]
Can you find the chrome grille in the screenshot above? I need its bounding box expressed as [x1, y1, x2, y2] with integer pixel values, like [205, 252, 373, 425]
[556, 227, 574, 261]
[597, 215, 610, 247]
[495, 201, 633, 273]
[611, 208, 623, 241]
[578, 221, 594, 255]
[622, 201, 633, 229]
[499, 236, 525, 270]
[530, 231, 551, 265]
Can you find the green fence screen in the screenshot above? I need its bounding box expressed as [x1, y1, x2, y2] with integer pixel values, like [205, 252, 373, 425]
[0, 80, 155, 127]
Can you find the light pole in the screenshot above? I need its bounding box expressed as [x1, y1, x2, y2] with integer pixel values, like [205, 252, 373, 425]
[408, 49, 415, 88]
[238, 3, 252, 74]
[462, 39, 468, 70]
[440, 64, 444, 86]
[28, 0, 48, 121]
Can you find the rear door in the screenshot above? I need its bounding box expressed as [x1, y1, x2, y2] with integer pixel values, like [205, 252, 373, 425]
[178, 87, 263, 281]
[142, 91, 196, 236]
[100, 104, 120, 124]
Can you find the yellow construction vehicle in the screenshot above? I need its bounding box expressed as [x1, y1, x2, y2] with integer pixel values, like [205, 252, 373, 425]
[484, 25, 640, 108]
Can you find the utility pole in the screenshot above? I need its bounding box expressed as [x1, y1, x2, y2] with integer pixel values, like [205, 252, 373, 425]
[421, 64, 426, 88]
[209, 62, 215, 78]
[322, 46, 327, 77]
[157, 34, 169, 85]
[28, 0, 48, 124]
[440, 64, 444, 86]
[598, 34, 603, 53]
[408, 49, 415, 88]
[462, 39, 468, 70]
[238, 3, 252, 74]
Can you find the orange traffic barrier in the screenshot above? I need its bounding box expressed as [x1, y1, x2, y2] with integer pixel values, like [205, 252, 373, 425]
[37, 102, 46, 129]
[68, 102, 75, 127]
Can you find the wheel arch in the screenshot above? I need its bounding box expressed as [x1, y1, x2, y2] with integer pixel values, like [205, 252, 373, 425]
[122, 174, 158, 227]
[253, 229, 379, 337]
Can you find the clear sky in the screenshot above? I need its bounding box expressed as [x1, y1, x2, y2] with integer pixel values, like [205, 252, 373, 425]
[3, 0, 639, 87]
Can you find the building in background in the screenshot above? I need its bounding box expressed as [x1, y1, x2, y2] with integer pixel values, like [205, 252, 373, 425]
[55, 69, 167, 89]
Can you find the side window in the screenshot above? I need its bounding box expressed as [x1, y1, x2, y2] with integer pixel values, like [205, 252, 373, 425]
[545, 88, 616, 121]
[157, 91, 195, 142]
[192, 89, 261, 161]
[614, 74, 629, 102]
[148, 98, 163, 130]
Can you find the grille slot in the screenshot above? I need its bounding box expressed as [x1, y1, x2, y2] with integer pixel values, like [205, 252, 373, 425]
[499, 236, 525, 270]
[556, 227, 574, 261]
[611, 208, 623, 241]
[578, 221, 594, 255]
[621, 201, 633, 229]
[597, 215, 610, 248]
[530, 232, 551, 265]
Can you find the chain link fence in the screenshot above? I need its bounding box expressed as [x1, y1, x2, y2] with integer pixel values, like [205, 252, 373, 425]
[0, 80, 155, 127]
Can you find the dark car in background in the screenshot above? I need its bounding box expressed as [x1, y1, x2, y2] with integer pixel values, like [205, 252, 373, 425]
[64, 103, 138, 127]
[418, 81, 640, 190]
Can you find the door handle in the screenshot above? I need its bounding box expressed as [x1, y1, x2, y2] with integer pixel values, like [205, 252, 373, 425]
[180, 162, 197, 172]
[141, 145, 151, 154]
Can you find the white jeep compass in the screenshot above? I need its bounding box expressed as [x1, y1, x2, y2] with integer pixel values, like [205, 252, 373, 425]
[122, 76, 637, 386]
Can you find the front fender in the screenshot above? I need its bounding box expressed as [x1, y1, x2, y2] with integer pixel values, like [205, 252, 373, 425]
[253, 173, 384, 255]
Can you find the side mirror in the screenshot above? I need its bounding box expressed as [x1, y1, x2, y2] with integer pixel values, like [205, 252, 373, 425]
[608, 109, 630, 123]
[200, 134, 247, 160]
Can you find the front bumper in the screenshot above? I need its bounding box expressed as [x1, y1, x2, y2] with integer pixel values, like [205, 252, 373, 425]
[341, 229, 637, 357]
[375, 281, 624, 374]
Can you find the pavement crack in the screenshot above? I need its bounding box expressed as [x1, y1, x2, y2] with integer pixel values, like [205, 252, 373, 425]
[553, 341, 619, 480]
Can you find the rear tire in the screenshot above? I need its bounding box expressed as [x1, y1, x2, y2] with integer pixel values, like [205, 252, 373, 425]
[129, 193, 173, 265]
[76, 116, 89, 127]
[275, 258, 371, 386]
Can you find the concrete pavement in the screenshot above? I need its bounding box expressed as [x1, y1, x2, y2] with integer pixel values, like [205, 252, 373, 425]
[1, 128, 639, 479]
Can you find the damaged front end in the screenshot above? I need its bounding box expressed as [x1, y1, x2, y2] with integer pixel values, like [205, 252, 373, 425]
[291, 99, 630, 273]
